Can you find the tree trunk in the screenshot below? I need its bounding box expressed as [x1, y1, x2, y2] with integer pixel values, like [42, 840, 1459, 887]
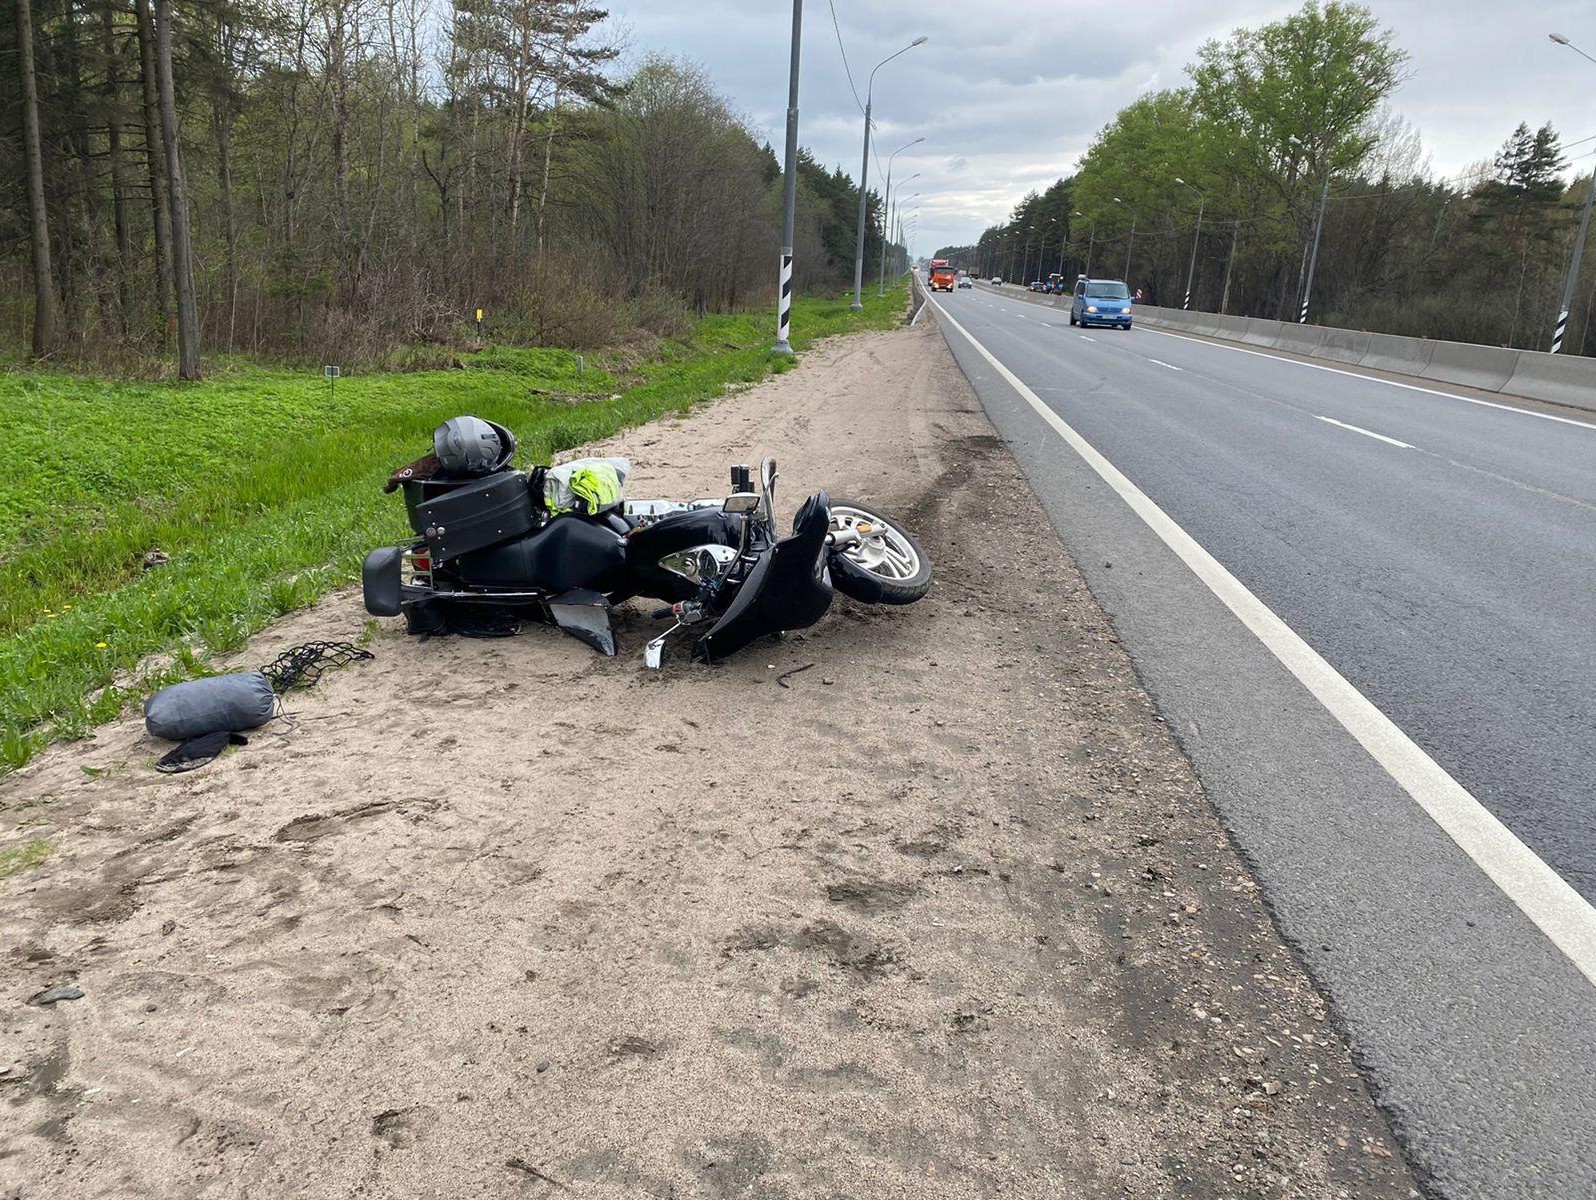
[135, 0, 175, 341]
[154, 0, 201, 378]
[103, 5, 136, 334]
[214, 98, 240, 350]
[66, 9, 112, 336]
[15, 0, 59, 356]
[323, 4, 353, 294]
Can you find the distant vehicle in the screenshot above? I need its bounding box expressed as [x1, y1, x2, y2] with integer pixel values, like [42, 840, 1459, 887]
[957, 277, 972, 289]
[929, 261, 957, 291]
[1070, 277, 1133, 328]
[990, 277, 1003, 285]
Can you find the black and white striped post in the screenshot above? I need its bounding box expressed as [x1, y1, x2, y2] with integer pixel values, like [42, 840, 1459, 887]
[774, 0, 803, 357]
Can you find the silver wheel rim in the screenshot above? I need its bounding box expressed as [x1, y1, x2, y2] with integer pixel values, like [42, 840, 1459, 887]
[830, 505, 921, 581]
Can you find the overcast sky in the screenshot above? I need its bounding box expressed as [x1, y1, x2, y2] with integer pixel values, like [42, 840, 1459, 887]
[603, 0, 1596, 256]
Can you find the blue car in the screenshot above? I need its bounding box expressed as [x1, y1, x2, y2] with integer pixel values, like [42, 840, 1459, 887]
[1070, 277, 1133, 329]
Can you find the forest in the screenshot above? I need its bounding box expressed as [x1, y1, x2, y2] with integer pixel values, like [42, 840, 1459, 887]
[0, 0, 897, 375]
[936, 2, 1596, 356]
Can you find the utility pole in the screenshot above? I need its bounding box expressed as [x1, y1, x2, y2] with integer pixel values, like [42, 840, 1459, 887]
[774, 0, 802, 356]
[1221, 221, 1239, 314]
[1551, 159, 1595, 353]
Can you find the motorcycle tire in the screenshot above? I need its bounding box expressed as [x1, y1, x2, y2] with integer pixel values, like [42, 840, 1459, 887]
[825, 498, 932, 605]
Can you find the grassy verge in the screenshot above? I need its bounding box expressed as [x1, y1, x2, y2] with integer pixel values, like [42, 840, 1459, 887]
[0, 285, 906, 771]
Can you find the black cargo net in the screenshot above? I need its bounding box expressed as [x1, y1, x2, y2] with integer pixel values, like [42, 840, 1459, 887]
[260, 641, 375, 695]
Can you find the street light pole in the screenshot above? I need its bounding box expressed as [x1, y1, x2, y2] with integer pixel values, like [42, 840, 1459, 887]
[887, 191, 918, 286]
[1549, 33, 1596, 353]
[1075, 211, 1095, 280]
[1112, 197, 1136, 279]
[1300, 169, 1329, 323]
[850, 36, 927, 312]
[1175, 177, 1205, 310]
[879, 164, 919, 295]
[774, 0, 802, 355]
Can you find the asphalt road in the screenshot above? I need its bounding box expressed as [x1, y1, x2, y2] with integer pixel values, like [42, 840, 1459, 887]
[926, 282, 1596, 1199]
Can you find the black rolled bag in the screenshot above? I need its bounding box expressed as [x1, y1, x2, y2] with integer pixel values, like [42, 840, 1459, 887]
[144, 671, 277, 741]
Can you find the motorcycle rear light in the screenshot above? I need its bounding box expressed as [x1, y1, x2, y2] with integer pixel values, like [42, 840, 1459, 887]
[413, 554, 431, 571]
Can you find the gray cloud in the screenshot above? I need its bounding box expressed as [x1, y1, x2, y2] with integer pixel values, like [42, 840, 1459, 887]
[607, 0, 1596, 255]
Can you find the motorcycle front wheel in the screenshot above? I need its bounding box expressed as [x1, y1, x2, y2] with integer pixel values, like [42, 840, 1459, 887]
[826, 499, 932, 605]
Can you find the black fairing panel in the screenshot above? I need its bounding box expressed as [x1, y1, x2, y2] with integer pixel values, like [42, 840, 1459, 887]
[693, 492, 833, 663]
[625, 509, 743, 602]
[450, 517, 627, 593]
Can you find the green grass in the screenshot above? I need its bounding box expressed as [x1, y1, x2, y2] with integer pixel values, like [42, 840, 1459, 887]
[0, 838, 54, 883]
[0, 286, 905, 771]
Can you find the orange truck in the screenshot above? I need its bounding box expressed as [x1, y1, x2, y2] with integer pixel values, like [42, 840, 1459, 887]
[928, 258, 956, 292]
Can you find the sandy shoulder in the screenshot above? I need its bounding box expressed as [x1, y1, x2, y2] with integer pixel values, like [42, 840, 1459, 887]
[0, 320, 1416, 1198]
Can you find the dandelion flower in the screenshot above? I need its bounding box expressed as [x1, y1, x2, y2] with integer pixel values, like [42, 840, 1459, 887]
[96, 642, 108, 649]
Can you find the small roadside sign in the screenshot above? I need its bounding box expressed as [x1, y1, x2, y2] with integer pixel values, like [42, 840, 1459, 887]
[324, 364, 340, 401]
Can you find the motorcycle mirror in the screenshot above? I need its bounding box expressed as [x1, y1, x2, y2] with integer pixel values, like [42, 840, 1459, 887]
[723, 493, 760, 514]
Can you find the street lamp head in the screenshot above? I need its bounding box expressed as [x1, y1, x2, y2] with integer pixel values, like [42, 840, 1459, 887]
[1175, 177, 1186, 185]
[1550, 32, 1569, 44]
[911, 35, 929, 47]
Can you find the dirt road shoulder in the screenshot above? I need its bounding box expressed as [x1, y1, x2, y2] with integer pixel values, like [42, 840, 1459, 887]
[0, 320, 1417, 1198]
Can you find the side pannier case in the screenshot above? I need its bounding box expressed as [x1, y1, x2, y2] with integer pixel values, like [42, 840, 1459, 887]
[408, 469, 537, 561]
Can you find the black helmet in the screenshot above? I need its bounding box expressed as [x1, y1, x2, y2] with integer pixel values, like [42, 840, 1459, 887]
[433, 415, 517, 476]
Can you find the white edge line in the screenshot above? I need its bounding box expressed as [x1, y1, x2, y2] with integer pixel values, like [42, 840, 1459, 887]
[928, 293, 1596, 988]
[1314, 415, 1413, 449]
[1140, 325, 1596, 432]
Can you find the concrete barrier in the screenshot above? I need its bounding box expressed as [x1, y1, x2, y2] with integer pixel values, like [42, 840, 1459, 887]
[1358, 333, 1435, 377]
[1213, 314, 1251, 340]
[1317, 327, 1373, 365]
[1419, 340, 1521, 393]
[1500, 353, 1596, 414]
[1241, 318, 1284, 347]
[1273, 324, 1327, 356]
[1188, 310, 1224, 337]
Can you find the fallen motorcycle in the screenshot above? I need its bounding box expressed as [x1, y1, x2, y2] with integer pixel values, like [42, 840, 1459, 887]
[361, 416, 931, 666]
